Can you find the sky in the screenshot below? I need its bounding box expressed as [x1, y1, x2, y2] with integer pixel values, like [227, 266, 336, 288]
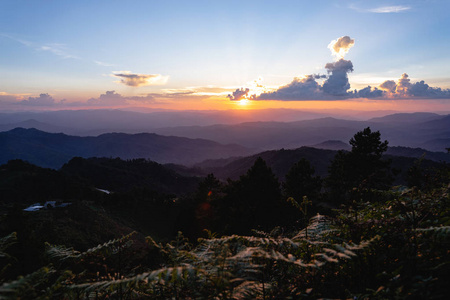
[1, 0, 450, 112]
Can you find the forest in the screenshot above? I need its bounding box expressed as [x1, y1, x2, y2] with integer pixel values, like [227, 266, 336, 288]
[0, 127, 449, 299]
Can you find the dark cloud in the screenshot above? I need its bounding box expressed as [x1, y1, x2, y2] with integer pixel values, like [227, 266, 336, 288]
[377, 73, 450, 99]
[322, 59, 354, 96]
[313, 74, 327, 79]
[255, 60, 353, 101]
[19, 93, 56, 106]
[227, 88, 250, 101]
[113, 72, 168, 87]
[352, 86, 384, 98]
[257, 75, 325, 100]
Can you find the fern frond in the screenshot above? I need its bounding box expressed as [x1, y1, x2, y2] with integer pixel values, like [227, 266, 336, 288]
[0, 233, 17, 257]
[47, 231, 136, 263]
[0, 267, 55, 299]
[232, 280, 271, 300]
[68, 264, 200, 295]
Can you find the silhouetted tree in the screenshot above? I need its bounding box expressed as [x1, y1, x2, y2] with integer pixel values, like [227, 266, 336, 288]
[218, 157, 282, 234]
[327, 127, 393, 203]
[283, 158, 322, 202]
[193, 174, 223, 233]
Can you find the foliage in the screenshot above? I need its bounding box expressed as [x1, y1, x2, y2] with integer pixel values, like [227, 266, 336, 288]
[0, 129, 449, 299]
[327, 127, 394, 204]
[216, 157, 283, 234]
[1, 178, 448, 299]
[283, 158, 322, 203]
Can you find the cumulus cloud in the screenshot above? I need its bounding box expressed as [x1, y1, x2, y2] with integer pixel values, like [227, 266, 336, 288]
[322, 59, 354, 96]
[19, 93, 57, 106]
[233, 35, 450, 102]
[255, 59, 354, 101]
[113, 71, 169, 87]
[377, 73, 450, 98]
[227, 88, 250, 101]
[87, 90, 155, 106]
[379, 80, 397, 93]
[242, 36, 357, 101]
[352, 86, 384, 98]
[257, 75, 325, 100]
[328, 36, 355, 60]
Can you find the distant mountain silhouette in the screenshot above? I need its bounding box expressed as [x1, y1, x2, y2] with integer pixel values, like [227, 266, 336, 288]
[368, 112, 442, 123]
[0, 109, 331, 135]
[0, 128, 256, 169]
[194, 147, 338, 180]
[1, 111, 448, 153]
[0, 118, 74, 133]
[193, 146, 448, 185]
[310, 140, 351, 151]
[154, 113, 450, 151]
[420, 138, 450, 152]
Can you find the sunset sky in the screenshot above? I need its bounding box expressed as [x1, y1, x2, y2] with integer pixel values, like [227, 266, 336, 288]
[1, 0, 449, 112]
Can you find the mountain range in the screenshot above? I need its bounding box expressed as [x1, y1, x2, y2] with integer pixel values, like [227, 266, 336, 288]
[0, 110, 448, 170]
[0, 128, 255, 169]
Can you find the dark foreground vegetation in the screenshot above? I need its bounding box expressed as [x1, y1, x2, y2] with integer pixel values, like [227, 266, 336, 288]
[0, 127, 449, 299]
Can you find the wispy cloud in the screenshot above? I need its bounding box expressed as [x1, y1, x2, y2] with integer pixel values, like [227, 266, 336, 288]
[1, 33, 79, 59]
[350, 4, 411, 13]
[368, 5, 411, 13]
[39, 44, 79, 59]
[112, 71, 169, 87]
[0, 33, 32, 46]
[94, 60, 115, 67]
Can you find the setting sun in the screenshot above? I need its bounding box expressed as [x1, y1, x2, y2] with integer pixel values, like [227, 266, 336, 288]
[238, 99, 249, 106]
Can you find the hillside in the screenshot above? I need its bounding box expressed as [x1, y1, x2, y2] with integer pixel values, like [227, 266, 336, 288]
[154, 113, 450, 151]
[1, 111, 449, 152]
[194, 146, 447, 184]
[0, 128, 256, 168]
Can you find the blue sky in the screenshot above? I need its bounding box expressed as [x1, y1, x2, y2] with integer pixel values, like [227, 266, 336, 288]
[1, 0, 449, 111]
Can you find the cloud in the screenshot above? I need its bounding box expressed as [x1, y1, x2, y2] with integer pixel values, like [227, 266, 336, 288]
[352, 86, 384, 98]
[328, 36, 355, 60]
[378, 73, 450, 98]
[255, 59, 354, 101]
[112, 71, 169, 87]
[368, 6, 411, 13]
[39, 44, 79, 59]
[257, 75, 325, 100]
[233, 35, 450, 102]
[1, 34, 79, 59]
[323, 59, 354, 96]
[379, 80, 397, 93]
[19, 93, 57, 106]
[95, 60, 115, 67]
[227, 88, 250, 101]
[87, 90, 156, 106]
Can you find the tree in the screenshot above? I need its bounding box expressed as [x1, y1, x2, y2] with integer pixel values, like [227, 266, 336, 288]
[194, 174, 223, 232]
[218, 157, 282, 234]
[326, 127, 393, 203]
[283, 158, 322, 203]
